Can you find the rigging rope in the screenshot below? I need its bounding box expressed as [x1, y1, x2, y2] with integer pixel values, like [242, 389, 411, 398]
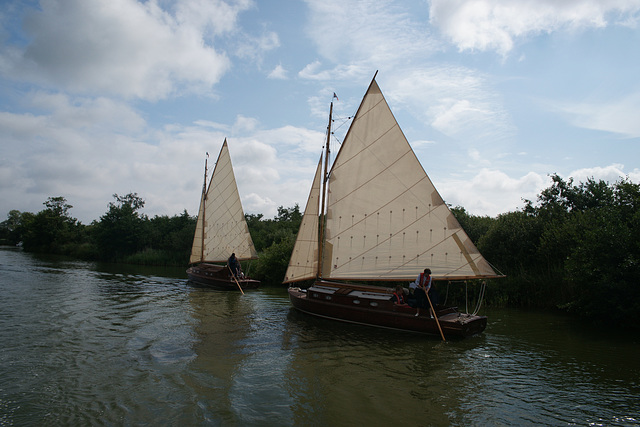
[465, 281, 468, 314]
[472, 280, 487, 316]
[443, 281, 450, 305]
[461, 279, 487, 315]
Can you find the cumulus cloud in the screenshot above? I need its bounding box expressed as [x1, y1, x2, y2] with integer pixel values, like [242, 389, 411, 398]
[1, 0, 252, 100]
[438, 163, 640, 217]
[429, 0, 640, 55]
[0, 78, 326, 224]
[1, 0, 638, 226]
[567, 164, 640, 184]
[438, 168, 548, 216]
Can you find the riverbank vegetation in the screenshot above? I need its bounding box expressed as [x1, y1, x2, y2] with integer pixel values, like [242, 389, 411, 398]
[1, 175, 638, 327]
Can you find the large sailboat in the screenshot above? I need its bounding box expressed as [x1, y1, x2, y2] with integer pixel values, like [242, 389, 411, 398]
[187, 139, 260, 291]
[284, 74, 503, 338]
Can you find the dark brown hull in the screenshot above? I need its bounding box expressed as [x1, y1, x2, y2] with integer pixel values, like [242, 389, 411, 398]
[186, 263, 260, 291]
[288, 281, 486, 338]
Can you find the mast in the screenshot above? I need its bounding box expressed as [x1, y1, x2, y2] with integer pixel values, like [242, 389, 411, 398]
[200, 155, 208, 263]
[317, 102, 333, 278]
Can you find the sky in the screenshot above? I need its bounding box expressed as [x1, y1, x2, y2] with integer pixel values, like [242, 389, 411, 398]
[1, 0, 640, 225]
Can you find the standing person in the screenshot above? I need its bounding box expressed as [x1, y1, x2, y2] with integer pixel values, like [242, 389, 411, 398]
[412, 268, 434, 318]
[228, 253, 241, 277]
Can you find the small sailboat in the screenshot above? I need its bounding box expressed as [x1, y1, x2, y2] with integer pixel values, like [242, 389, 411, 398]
[284, 73, 503, 338]
[187, 139, 260, 291]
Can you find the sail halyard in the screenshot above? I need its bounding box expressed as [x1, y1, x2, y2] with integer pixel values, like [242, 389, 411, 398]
[189, 139, 258, 265]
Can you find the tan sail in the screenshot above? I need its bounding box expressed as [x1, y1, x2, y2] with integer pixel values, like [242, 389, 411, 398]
[283, 155, 323, 283]
[190, 190, 206, 264]
[322, 79, 498, 281]
[189, 139, 257, 264]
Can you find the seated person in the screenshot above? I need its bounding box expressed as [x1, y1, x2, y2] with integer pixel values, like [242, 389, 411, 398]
[228, 253, 243, 278]
[390, 285, 409, 306]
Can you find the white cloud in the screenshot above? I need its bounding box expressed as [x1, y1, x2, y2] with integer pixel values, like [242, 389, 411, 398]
[298, 61, 328, 80]
[27, 91, 146, 132]
[386, 67, 514, 144]
[242, 192, 276, 216]
[268, 64, 288, 80]
[0, 79, 328, 223]
[438, 168, 548, 216]
[436, 164, 640, 218]
[567, 164, 640, 184]
[234, 29, 280, 64]
[1, 0, 639, 227]
[232, 115, 260, 133]
[0, 0, 253, 100]
[429, 0, 640, 55]
[305, 0, 437, 66]
[556, 93, 640, 138]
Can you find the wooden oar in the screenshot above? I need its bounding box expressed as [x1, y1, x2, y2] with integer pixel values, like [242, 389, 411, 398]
[426, 292, 445, 342]
[228, 267, 244, 295]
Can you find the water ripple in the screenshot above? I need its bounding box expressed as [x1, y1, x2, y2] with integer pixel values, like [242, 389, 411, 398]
[1, 249, 639, 426]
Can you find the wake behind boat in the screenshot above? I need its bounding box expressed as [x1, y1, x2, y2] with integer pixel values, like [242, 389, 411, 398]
[186, 139, 260, 291]
[284, 73, 503, 338]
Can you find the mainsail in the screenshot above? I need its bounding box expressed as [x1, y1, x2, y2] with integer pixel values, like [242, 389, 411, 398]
[284, 78, 498, 283]
[189, 139, 257, 264]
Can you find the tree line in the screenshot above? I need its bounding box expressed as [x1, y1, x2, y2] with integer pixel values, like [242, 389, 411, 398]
[0, 193, 194, 266]
[1, 175, 639, 328]
[454, 174, 639, 327]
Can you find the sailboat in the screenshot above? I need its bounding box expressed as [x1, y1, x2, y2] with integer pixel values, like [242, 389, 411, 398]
[284, 74, 503, 338]
[186, 139, 260, 291]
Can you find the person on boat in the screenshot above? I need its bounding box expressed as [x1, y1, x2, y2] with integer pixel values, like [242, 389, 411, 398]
[390, 285, 409, 307]
[228, 253, 242, 278]
[411, 268, 434, 318]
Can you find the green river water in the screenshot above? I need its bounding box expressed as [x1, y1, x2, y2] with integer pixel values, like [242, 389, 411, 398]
[1, 247, 638, 426]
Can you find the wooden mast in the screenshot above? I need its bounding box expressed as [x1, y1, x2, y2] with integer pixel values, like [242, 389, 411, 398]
[317, 102, 332, 279]
[200, 155, 208, 263]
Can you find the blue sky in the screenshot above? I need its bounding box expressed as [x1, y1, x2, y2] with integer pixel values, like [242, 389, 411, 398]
[1, 0, 640, 224]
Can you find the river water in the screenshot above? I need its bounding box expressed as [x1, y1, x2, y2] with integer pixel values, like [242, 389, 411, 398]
[1, 247, 638, 426]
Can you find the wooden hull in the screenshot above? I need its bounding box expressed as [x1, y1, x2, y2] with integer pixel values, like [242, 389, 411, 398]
[186, 263, 260, 291]
[288, 281, 486, 338]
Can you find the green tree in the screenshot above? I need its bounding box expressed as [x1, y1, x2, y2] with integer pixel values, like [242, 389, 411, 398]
[139, 210, 196, 264]
[21, 197, 81, 253]
[247, 205, 302, 252]
[0, 210, 27, 245]
[249, 205, 303, 284]
[451, 206, 495, 245]
[252, 235, 296, 285]
[94, 193, 147, 261]
[558, 180, 640, 325]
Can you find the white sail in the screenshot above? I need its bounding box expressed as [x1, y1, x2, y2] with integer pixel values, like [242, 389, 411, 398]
[322, 79, 497, 281]
[189, 140, 257, 264]
[283, 155, 323, 283]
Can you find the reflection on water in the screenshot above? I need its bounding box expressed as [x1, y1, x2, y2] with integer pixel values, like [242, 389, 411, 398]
[1, 247, 639, 426]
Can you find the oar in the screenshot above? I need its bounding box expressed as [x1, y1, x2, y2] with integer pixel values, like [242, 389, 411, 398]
[426, 292, 445, 342]
[228, 267, 244, 295]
